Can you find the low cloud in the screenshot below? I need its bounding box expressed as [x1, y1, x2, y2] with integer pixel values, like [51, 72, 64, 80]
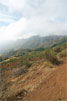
[0, 0, 67, 43]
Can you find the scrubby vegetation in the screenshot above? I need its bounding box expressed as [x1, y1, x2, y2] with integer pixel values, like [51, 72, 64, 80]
[0, 56, 2, 62]
[0, 42, 67, 68]
[0, 39, 67, 100]
[44, 49, 59, 65]
[59, 49, 67, 58]
[53, 42, 67, 53]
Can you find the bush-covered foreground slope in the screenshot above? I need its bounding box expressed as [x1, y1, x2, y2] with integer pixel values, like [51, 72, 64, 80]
[0, 42, 67, 101]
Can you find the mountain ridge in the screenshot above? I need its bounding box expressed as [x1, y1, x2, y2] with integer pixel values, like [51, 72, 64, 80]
[0, 35, 67, 54]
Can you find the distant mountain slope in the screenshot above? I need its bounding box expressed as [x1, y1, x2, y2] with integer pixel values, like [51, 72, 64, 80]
[22, 35, 67, 49]
[0, 35, 67, 54]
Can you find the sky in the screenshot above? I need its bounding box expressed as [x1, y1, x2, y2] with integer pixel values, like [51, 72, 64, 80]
[0, 0, 67, 43]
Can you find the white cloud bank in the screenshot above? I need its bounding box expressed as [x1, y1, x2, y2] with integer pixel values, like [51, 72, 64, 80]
[0, 0, 67, 43]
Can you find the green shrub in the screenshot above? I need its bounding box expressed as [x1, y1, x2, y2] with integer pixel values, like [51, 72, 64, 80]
[6, 89, 27, 101]
[0, 56, 2, 62]
[25, 62, 32, 68]
[44, 49, 59, 65]
[54, 47, 61, 53]
[59, 49, 67, 58]
[54, 42, 67, 53]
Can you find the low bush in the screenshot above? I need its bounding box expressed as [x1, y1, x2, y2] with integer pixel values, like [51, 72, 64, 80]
[54, 42, 67, 53]
[54, 47, 61, 53]
[59, 49, 67, 58]
[0, 56, 3, 62]
[12, 68, 28, 77]
[44, 49, 59, 65]
[25, 62, 32, 68]
[6, 89, 27, 101]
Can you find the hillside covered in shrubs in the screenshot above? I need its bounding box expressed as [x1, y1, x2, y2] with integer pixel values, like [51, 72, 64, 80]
[0, 38, 67, 100]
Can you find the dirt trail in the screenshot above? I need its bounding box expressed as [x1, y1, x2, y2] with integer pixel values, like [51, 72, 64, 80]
[24, 61, 67, 101]
[0, 59, 67, 101]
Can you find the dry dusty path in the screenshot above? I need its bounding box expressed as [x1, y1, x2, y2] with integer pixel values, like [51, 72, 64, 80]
[24, 61, 67, 101]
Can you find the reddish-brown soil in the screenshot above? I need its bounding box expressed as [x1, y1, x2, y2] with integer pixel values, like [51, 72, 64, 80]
[24, 61, 67, 101]
[0, 58, 67, 101]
